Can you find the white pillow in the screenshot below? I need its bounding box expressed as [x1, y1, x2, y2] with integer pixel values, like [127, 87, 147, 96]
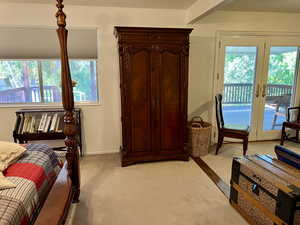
[0, 172, 16, 190]
[0, 141, 26, 172]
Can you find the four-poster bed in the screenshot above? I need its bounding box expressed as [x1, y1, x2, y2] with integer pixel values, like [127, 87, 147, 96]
[0, 0, 79, 223]
[34, 0, 80, 224]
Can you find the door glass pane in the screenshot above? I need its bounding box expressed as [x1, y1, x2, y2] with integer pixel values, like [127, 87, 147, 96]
[223, 46, 257, 128]
[263, 47, 298, 130]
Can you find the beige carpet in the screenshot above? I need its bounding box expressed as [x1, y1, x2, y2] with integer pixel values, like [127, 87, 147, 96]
[202, 141, 300, 184]
[66, 154, 247, 225]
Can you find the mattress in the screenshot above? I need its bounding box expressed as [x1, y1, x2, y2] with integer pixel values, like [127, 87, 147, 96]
[0, 144, 62, 225]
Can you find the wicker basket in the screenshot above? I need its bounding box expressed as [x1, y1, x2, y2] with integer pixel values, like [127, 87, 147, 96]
[188, 116, 211, 157]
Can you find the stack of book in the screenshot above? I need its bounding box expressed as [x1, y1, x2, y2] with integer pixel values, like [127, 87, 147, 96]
[16, 113, 63, 134]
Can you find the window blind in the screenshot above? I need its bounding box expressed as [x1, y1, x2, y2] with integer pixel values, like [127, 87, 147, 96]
[0, 27, 97, 59]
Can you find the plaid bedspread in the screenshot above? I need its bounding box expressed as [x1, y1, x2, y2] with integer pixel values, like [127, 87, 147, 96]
[0, 144, 62, 225]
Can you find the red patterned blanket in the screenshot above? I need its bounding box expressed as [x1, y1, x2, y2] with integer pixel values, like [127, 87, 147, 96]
[0, 144, 62, 225]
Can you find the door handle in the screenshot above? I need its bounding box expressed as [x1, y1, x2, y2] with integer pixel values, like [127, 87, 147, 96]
[262, 84, 267, 98]
[255, 84, 260, 98]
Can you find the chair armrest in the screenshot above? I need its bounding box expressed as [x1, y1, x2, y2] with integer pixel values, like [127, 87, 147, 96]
[287, 106, 300, 122]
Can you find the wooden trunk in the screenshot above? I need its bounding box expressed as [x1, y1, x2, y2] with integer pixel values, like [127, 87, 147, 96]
[230, 154, 300, 225]
[114, 27, 192, 166]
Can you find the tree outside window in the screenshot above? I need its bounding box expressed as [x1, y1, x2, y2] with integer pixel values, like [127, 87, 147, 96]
[0, 59, 98, 104]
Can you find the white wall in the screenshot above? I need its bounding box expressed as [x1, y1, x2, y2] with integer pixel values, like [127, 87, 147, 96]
[1, 5, 300, 153]
[188, 10, 300, 125]
[186, 0, 225, 24]
[0, 3, 186, 155]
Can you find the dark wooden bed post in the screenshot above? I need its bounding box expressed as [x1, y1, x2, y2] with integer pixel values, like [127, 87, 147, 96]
[56, 0, 80, 202]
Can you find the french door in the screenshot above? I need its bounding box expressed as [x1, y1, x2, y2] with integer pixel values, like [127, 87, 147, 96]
[217, 35, 300, 141]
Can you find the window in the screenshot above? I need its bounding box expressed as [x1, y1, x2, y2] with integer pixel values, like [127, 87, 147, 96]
[0, 59, 98, 104]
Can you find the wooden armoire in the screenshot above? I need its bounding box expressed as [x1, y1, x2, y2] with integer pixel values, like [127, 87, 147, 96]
[114, 27, 193, 166]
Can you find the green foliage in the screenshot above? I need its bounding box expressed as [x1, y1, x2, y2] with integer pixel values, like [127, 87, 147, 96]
[0, 59, 98, 102]
[267, 53, 296, 85]
[224, 53, 256, 84]
[41, 60, 61, 87]
[0, 61, 38, 89]
[70, 60, 97, 101]
[224, 50, 297, 85]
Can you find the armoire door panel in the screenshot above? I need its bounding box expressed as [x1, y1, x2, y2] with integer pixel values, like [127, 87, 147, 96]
[159, 49, 184, 151]
[127, 49, 152, 152]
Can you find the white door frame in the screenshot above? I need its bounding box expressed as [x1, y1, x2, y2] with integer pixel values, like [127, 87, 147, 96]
[256, 37, 300, 140]
[212, 31, 300, 142]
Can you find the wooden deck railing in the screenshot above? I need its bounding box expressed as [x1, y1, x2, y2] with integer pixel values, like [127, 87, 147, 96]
[0, 86, 61, 103]
[223, 83, 292, 104]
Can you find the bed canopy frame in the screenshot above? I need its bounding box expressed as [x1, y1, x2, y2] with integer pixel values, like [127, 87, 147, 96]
[34, 0, 80, 224]
[56, 0, 80, 202]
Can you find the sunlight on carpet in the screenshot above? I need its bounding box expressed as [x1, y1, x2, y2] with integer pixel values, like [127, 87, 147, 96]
[201, 141, 300, 184]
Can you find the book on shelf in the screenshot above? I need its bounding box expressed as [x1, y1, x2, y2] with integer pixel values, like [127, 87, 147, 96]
[55, 117, 60, 132]
[37, 114, 44, 132]
[27, 116, 32, 133]
[15, 112, 75, 135]
[26, 116, 30, 133]
[30, 116, 35, 133]
[34, 117, 41, 133]
[14, 115, 21, 133]
[50, 113, 58, 132]
[22, 116, 29, 134]
[38, 113, 47, 132]
[42, 114, 48, 132]
[13, 109, 82, 156]
[44, 116, 52, 133]
[18, 115, 24, 134]
[21, 116, 26, 134]
[56, 116, 63, 133]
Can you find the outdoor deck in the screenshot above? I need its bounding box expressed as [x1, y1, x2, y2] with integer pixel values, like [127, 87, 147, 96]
[223, 104, 285, 131]
[222, 83, 291, 131]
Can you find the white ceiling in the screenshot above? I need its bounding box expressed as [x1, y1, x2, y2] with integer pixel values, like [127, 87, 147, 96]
[219, 0, 300, 13]
[0, 0, 198, 9]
